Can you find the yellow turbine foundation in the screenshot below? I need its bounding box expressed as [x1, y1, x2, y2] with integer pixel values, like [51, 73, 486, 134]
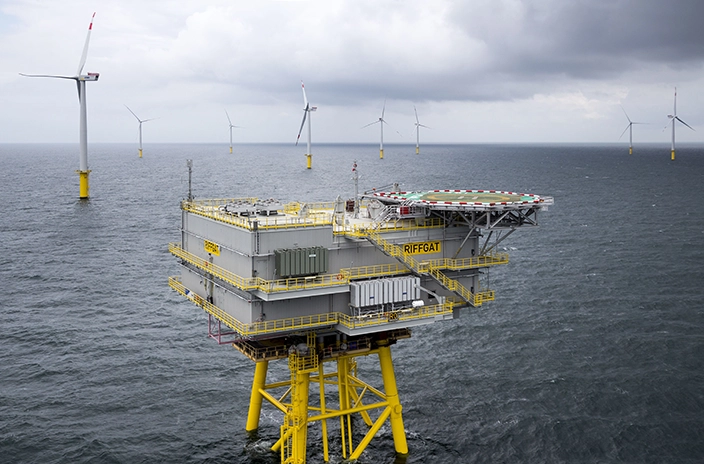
[77, 170, 90, 199]
[230, 146, 233, 154]
[244, 335, 410, 464]
[629, 147, 632, 155]
[139, 148, 143, 158]
[671, 149, 676, 161]
[416, 146, 420, 154]
[380, 149, 384, 159]
[306, 154, 312, 169]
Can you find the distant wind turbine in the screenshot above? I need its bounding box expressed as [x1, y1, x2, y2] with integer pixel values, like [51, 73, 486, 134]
[413, 105, 430, 155]
[619, 106, 644, 155]
[225, 110, 241, 154]
[125, 105, 155, 158]
[20, 12, 99, 199]
[665, 87, 695, 160]
[363, 99, 388, 159]
[296, 81, 316, 169]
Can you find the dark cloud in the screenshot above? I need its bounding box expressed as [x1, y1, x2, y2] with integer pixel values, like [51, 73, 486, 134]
[451, 0, 704, 79]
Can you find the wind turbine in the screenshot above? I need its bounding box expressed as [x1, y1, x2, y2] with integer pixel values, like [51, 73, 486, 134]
[225, 110, 241, 154]
[413, 105, 430, 155]
[362, 99, 388, 159]
[20, 12, 99, 199]
[125, 105, 155, 158]
[296, 81, 316, 169]
[665, 87, 695, 160]
[619, 106, 644, 155]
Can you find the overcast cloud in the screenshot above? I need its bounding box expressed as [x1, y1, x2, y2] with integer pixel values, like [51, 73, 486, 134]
[2, 0, 704, 144]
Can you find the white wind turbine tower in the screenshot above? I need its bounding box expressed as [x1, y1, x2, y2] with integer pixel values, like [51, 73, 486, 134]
[619, 106, 644, 155]
[665, 87, 695, 161]
[225, 110, 241, 154]
[20, 12, 99, 199]
[362, 99, 388, 159]
[413, 105, 430, 155]
[125, 105, 155, 158]
[296, 81, 317, 169]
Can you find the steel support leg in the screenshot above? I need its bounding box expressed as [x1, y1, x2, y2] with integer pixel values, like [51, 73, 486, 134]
[378, 344, 408, 455]
[291, 371, 310, 463]
[246, 360, 268, 431]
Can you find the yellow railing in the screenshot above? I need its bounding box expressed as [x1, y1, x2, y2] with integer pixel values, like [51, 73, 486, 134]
[172, 243, 494, 294]
[341, 263, 409, 280]
[169, 276, 455, 338]
[423, 253, 509, 270]
[338, 217, 446, 237]
[170, 243, 350, 293]
[181, 199, 333, 231]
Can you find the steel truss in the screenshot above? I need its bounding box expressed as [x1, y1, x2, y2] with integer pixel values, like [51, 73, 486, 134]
[245, 334, 409, 463]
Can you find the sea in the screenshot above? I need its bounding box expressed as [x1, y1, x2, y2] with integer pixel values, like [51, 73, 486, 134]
[1, 142, 703, 464]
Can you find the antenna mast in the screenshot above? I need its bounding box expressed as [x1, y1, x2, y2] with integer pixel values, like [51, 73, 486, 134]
[187, 159, 193, 202]
[352, 160, 359, 218]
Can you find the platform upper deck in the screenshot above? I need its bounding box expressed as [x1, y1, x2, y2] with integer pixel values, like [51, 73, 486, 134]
[181, 190, 553, 232]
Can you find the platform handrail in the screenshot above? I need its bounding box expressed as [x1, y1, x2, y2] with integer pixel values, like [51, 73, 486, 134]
[169, 276, 455, 338]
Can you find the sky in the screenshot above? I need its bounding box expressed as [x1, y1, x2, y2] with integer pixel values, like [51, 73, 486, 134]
[2, 0, 704, 146]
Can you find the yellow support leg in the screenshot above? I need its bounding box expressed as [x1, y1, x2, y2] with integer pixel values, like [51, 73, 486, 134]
[306, 154, 312, 169]
[291, 371, 310, 463]
[671, 149, 676, 161]
[337, 356, 351, 458]
[139, 148, 143, 158]
[378, 344, 408, 455]
[246, 361, 269, 431]
[629, 147, 632, 155]
[379, 149, 384, 159]
[77, 170, 90, 200]
[416, 146, 419, 154]
[230, 146, 233, 154]
[318, 362, 329, 462]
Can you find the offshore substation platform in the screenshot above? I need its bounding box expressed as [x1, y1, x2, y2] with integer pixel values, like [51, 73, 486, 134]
[169, 163, 553, 463]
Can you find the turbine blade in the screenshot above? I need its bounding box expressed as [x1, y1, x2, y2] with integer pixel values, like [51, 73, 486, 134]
[414, 105, 419, 124]
[618, 124, 630, 140]
[361, 120, 379, 129]
[676, 117, 695, 131]
[19, 73, 75, 80]
[77, 12, 96, 76]
[296, 111, 307, 145]
[225, 109, 232, 126]
[381, 98, 387, 119]
[142, 118, 157, 123]
[620, 105, 632, 123]
[125, 105, 140, 121]
[301, 81, 308, 107]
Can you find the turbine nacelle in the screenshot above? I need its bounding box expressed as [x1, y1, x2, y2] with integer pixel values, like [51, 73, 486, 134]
[79, 73, 100, 81]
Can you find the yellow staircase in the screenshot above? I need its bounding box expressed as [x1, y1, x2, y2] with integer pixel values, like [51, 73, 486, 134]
[362, 229, 494, 307]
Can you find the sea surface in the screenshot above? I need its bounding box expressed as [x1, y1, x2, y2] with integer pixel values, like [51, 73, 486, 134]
[1, 142, 703, 463]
